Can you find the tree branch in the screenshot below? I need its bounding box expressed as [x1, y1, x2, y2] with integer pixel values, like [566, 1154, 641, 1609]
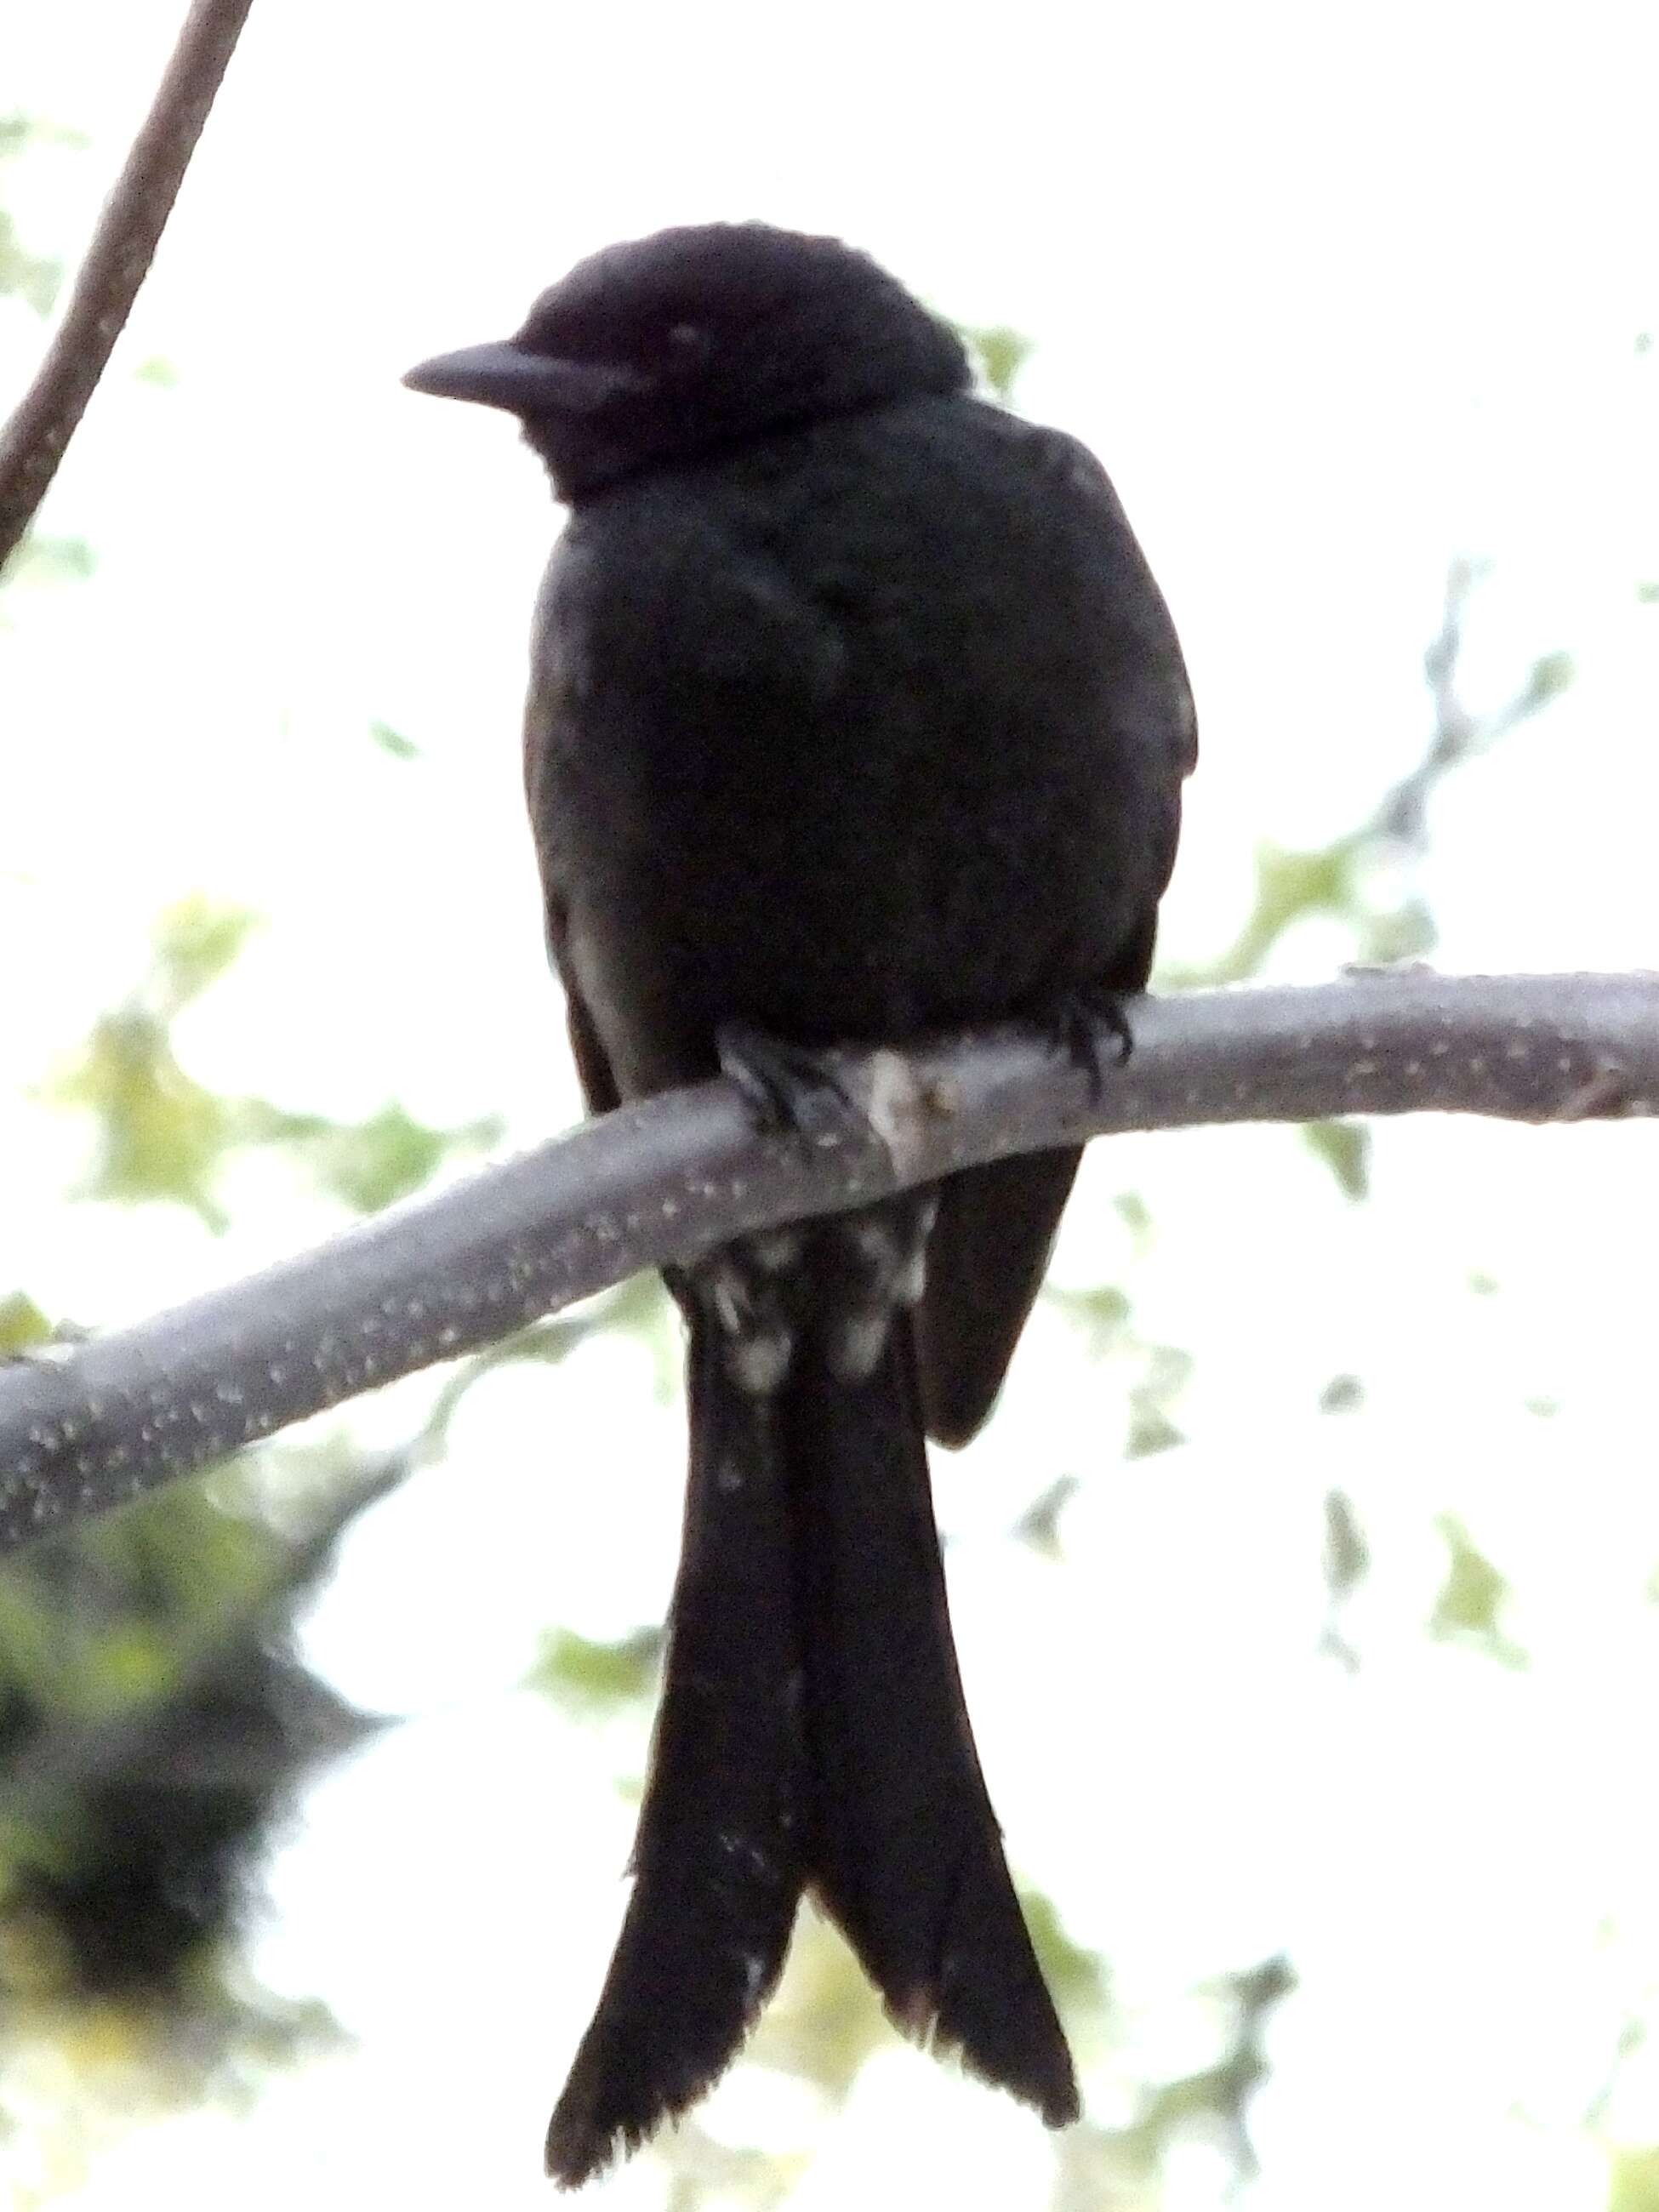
[0, 0, 254, 571]
[3, 970, 1656, 1553]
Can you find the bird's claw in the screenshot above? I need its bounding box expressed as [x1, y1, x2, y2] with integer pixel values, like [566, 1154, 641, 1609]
[1042, 989, 1135, 1105]
[715, 1023, 864, 1144]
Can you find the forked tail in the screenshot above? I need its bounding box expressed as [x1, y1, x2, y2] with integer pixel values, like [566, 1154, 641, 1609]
[544, 1304, 1075, 2187]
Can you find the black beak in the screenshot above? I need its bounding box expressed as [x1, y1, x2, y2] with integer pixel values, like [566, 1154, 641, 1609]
[402, 340, 648, 416]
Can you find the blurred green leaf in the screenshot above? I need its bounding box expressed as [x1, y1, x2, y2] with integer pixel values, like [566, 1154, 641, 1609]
[1046, 1279, 1132, 1361]
[152, 894, 260, 1014]
[1322, 1488, 1369, 1593]
[1430, 1514, 1526, 1668]
[1609, 2146, 1659, 2212]
[0, 211, 60, 312]
[45, 899, 500, 1225]
[1320, 1488, 1370, 1671]
[1126, 1406, 1184, 1458]
[1249, 841, 1355, 936]
[1016, 1474, 1080, 1554]
[1303, 1119, 1371, 1200]
[0, 113, 89, 159]
[1521, 650, 1575, 709]
[1357, 892, 1437, 966]
[1022, 1887, 1109, 2016]
[0, 1293, 51, 1354]
[51, 1008, 237, 1228]
[960, 322, 1035, 401]
[1173, 837, 1360, 987]
[369, 720, 422, 761]
[1114, 1190, 1153, 1240]
[0, 1481, 283, 1814]
[253, 1100, 500, 1216]
[1320, 1375, 1365, 1415]
[0, 1445, 385, 2082]
[1126, 1343, 1190, 1458]
[0, 112, 86, 316]
[530, 1627, 659, 1714]
[7, 532, 96, 584]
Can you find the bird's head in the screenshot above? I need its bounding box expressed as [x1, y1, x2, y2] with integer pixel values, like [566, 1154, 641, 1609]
[402, 223, 970, 499]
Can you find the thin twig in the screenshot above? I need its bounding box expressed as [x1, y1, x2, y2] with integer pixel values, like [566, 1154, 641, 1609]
[0, 0, 255, 571]
[2, 969, 1656, 1554]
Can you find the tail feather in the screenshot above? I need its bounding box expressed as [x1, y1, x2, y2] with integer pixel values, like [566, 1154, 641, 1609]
[544, 1323, 809, 2186]
[546, 1286, 1078, 2186]
[784, 1331, 1079, 2124]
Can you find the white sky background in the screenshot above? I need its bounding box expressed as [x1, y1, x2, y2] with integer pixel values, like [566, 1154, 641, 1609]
[3, 3, 1659, 2208]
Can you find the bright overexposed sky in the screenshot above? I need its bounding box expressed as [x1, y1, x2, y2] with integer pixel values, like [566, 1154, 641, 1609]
[4, 5, 1659, 2209]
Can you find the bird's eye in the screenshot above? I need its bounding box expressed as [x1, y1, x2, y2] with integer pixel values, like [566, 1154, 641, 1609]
[666, 322, 711, 361]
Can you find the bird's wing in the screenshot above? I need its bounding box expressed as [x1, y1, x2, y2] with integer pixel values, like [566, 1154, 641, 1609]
[913, 911, 1158, 1451]
[523, 571, 623, 1119]
[915, 419, 1194, 1449]
[914, 1147, 1084, 1449]
[989, 411, 1198, 778]
[544, 893, 621, 1116]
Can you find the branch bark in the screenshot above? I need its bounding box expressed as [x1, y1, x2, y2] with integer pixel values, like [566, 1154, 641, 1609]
[0, 0, 254, 571]
[3, 970, 1656, 1553]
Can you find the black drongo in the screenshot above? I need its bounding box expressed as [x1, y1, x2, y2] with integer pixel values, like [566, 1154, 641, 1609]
[404, 221, 1195, 2186]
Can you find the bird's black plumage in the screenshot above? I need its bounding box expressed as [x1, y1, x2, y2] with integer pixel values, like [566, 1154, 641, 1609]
[404, 221, 1195, 2186]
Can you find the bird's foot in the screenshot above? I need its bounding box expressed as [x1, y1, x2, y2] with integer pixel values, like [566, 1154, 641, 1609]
[715, 1022, 862, 1144]
[1038, 987, 1136, 1104]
